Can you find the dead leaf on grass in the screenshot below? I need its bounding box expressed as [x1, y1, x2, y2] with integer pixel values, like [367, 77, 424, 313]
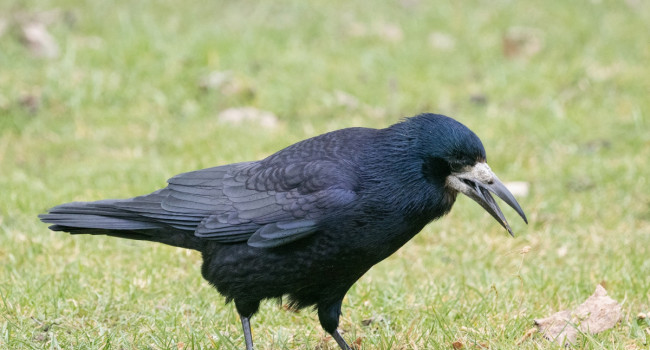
[352, 336, 363, 350]
[534, 285, 622, 346]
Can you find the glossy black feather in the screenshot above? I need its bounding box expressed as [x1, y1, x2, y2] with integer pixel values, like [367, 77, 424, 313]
[39, 113, 492, 344]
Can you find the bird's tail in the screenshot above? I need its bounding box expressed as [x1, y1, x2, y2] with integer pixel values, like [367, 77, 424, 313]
[39, 198, 203, 251]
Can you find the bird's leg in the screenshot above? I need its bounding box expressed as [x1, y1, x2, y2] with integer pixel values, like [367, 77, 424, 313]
[332, 329, 352, 350]
[235, 299, 260, 350]
[240, 315, 254, 350]
[318, 299, 352, 350]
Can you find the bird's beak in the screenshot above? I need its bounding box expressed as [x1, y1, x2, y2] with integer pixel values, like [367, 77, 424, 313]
[446, 162, 527, 236]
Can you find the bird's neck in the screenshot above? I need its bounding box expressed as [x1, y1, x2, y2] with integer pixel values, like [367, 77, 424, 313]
[362, 130, 458, 225]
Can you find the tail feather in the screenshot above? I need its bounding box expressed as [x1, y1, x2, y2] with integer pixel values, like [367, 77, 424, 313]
[39, 199, 204, 251]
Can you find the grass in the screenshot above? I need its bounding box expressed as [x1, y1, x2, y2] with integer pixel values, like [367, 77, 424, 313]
[1, 0, 649, 348]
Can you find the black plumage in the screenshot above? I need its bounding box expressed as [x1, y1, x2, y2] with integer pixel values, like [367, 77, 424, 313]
[39, 113, 527, 350]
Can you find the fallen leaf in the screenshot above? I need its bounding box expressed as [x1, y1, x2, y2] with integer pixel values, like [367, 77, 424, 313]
[534, 285, 622, 346]
[352, 336, 363, 350]
[452, 340, 464, 349]
[217, 107, 279, 129]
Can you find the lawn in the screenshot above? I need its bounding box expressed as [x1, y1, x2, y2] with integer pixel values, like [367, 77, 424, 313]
[1, 0, 649, 348]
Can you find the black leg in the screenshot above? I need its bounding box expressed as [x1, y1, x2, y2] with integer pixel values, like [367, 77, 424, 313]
[332, 329, 352, 350]
[318, 299, 352, 350]
[235, 299, 260, 350]
[240, 315, 254, 350]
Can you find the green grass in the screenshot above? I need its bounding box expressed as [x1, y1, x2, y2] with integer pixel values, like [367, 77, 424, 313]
[1, 0, 649, 348]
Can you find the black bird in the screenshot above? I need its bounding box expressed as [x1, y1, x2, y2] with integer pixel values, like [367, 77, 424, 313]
[39, 114, 527, 350]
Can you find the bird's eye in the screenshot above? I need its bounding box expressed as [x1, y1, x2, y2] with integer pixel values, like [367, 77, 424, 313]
[449, 161, 464, 172]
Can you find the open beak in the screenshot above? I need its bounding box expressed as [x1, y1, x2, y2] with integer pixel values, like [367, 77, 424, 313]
[446, 162, 527, 236]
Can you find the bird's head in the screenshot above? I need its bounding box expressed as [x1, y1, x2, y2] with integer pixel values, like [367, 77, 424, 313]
[408, 114, 528, 236]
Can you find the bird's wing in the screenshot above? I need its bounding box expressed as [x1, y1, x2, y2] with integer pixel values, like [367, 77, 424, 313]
[112, 163, 250, 232]
[162, 159, 359, 247]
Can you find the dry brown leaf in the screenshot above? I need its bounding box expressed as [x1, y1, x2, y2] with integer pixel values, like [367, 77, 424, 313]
[352, 336, 363, 350]
[534, 285, 622, 346]
[452, 340, 464, 349]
